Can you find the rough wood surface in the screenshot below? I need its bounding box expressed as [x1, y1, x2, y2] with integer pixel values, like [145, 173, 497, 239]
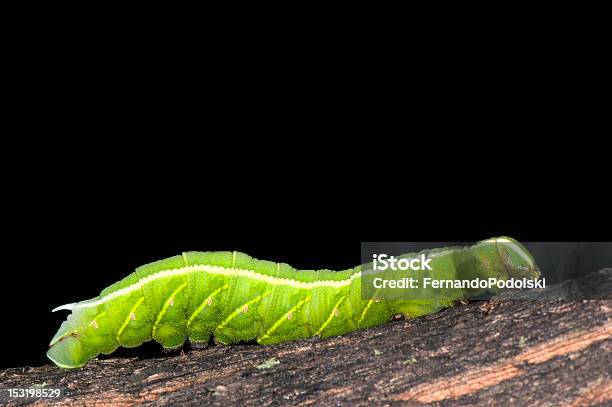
[1, 270, 611, 406]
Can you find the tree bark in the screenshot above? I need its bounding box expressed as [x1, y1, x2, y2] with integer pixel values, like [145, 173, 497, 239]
[1, 270, 611, 406]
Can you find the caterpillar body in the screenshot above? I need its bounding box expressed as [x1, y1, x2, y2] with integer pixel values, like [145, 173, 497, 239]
[48, 237, 540, 368]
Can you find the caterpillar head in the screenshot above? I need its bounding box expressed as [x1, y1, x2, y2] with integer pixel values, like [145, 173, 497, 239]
[493, 236, 541, 280]
[470, 236, 541, 287]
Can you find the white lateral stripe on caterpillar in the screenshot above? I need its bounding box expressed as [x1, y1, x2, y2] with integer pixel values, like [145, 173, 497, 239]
[52, 264, 363, 312]
[52, 240, 514, 313]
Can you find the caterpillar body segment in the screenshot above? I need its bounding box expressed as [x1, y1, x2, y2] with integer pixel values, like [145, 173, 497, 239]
[47, 237, 540, 368]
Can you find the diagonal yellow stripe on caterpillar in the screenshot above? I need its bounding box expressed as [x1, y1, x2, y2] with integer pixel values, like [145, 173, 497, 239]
[215, 290, 273, 331]
[315, 295, 348, 337]
[152, 282, 188, 337]
[357, 287, 382, 327]
[116, 297, 145, 342]
[258, 295, 312, 342]
[358, 299, 375, 327]
[186, 284, 230, 327]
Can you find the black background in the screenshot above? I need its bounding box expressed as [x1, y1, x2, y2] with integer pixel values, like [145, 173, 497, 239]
[3, 33, 608, 369]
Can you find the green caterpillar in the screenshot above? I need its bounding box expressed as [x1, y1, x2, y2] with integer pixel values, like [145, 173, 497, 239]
[48, 237, 540, 368]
